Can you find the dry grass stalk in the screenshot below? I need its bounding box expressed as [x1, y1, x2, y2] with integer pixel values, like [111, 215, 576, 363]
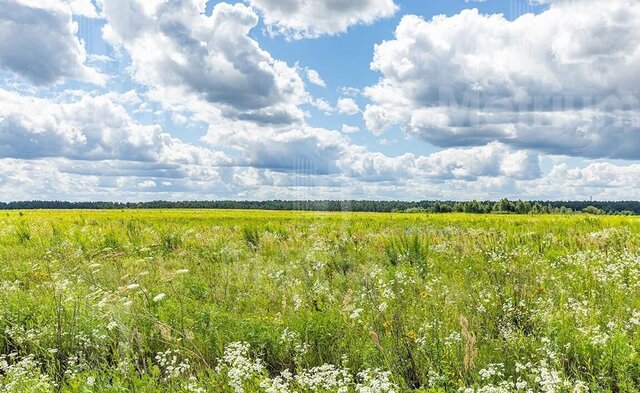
[460, 315, 478, 372]
[369, 330, 384, 352]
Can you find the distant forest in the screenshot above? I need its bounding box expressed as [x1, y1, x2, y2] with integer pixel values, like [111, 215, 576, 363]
[1, 199, 639, 215]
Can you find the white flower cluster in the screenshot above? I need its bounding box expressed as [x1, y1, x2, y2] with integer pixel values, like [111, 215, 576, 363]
[215, 342, 265, 393]
[479, 363, 504, 381]
[260, 370, 293, 393]
[279, 328, 308, 357]
[217, 342, 398, 393]
[5, 324, 51, 348]
[155, 349, 191, 380]
[0, 353, 54, 392]
[295, 364, 351, 392]
[355, 369, 396, 393]
[462, 358, 588, 393]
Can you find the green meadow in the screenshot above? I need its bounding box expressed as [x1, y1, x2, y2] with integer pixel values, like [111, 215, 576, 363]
[2, 210, 640, 392]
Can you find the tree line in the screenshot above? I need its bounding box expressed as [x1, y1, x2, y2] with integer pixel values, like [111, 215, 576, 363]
[0, 199, 638, 215]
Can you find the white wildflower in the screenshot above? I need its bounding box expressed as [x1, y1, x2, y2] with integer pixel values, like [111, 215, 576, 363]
[153, 293, 166, 302]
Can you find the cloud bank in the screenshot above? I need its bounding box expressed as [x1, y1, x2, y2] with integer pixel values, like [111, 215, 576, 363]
[0, 0, 104, 85]
[247, 0, 398, 39]
[364, 1, 640, 159]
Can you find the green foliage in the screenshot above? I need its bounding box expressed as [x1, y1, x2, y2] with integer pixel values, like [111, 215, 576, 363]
[242, 226, 261, 251]
[159, 230, 182, 252]
[0, 210, 640, 391]
[385, 232, 429, 271]
[583, 205, 605, 215]
[13, 222, 31, 243]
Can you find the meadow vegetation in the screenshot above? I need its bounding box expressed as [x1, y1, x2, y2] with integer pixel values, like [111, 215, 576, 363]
[1, 210, 640, 392]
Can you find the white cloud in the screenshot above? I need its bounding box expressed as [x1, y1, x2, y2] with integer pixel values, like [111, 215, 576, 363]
[2, 0, 639, 202]
[67, 0, 99, 18]
[5, 138, 640, 201]
[0, 88, 228, 166]
[0, 0, 104, 85]
[202, 122, 348, 175]
[548, 162, 640, 189]
[337, 98, 360, 115]
[342, 142, 540, 182]
[415, 142, 540, 181]
[338, 86, 361, 97]
[341, 124, 359, 134]
[138, 180, 156, 189]
[99, 0, 307, 125]
[247, 0, 399, 39]
[311, 98, 334, 114]
[305, 68, 326, 87]
[364, 1, 640, 159]
[0, 157, 265, 201]
[519, 160, 640, 201]
[196, 103, 542, 185]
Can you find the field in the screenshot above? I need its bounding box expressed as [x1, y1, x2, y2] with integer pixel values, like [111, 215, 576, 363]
[2, 210, 640, 392]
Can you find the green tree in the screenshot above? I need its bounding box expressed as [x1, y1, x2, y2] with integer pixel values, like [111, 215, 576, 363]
[582, 205, 605, 215]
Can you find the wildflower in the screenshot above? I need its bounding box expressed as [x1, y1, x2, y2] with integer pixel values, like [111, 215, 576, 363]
[215, 342, 264, 393]
[86, 376, 95, 386]
[186, 376, 206, 393]
[296, 364, 350, 392]
[153, 293, 166, 302]
[350, 308, 363, 320]
[356, 369, 397, 393]
[155, 349, 191, 381]
[479, 363, 504, 381]
[260, 371, 291, 393]
[293, 294, 302, 311]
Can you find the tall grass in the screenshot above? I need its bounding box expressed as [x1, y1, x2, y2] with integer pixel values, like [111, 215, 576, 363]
[0, 210, 639, 391]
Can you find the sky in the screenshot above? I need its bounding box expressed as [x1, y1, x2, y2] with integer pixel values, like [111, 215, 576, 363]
[1, 0, 639, 202]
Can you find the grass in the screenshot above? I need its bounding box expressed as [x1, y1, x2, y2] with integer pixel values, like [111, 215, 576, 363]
[1, 209, 640, 392]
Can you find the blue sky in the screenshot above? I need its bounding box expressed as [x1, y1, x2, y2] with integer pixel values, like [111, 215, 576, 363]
[0, 0, 639, 201]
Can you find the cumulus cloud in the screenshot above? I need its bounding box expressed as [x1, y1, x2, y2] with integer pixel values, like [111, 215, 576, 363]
[67, 0, 99, 18]
[247, 0, 399, 39]
[338, 87, 361, 97]
[202, 122, 348, 175]
[200, 114, 540, 184]
[138, 179, 157, 189]
[0, 157, 262, 201]
[99, 0, 306, 125]
[0, 89, 228, 166]
[311, 98, 334, 114]
[341, 124, 359, 134]
[415, 142, 540, 181]
[305, 69, 326, 87]
[364, 0, 640, 159]
[548, 162, 640, 189]
[2, 0, 638, 202]
[0, 0, 104, 85]
[343, 142, 540, 182]
[337, 98, 360, 115]
[6, 156, 640, 201]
